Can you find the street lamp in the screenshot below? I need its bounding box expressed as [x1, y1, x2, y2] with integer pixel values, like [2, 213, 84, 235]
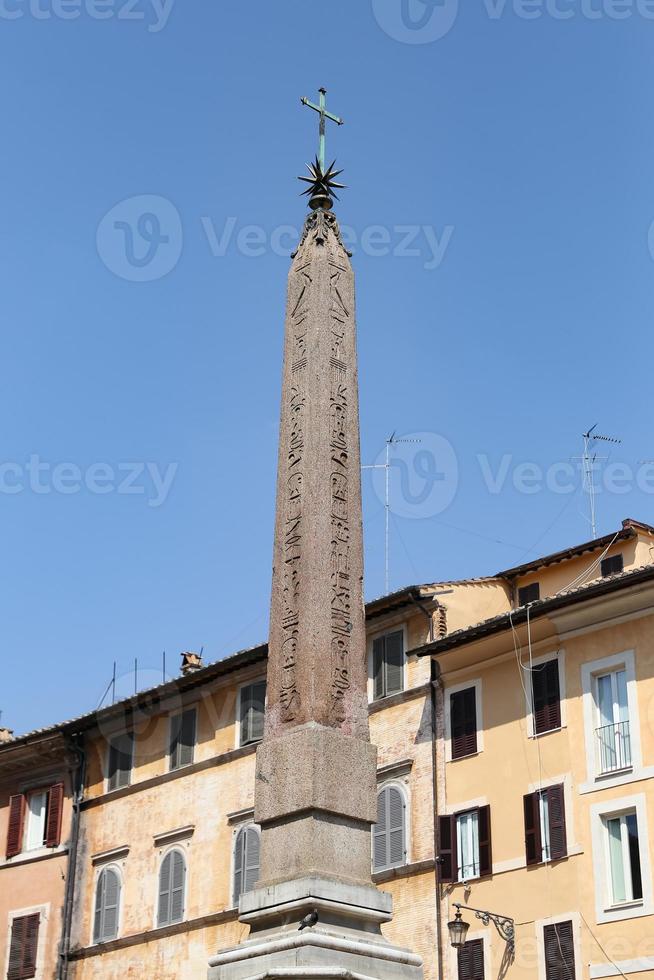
[447, 908, 470, 948]
[447, 904, 515, 956]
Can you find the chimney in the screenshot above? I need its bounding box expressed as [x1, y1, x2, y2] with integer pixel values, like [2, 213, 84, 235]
[180, 651, 203, 676]
[0, 728, 14, 744]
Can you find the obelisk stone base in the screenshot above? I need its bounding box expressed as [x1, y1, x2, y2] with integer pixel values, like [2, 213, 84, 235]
[255, 724, 378, 887]
[207, 877, 424, 980]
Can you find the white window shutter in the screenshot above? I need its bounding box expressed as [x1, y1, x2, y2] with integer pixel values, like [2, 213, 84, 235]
[102, 869, 120, 939]
[233, 829, 245, 903]
[158, 852, 172, 926]
[374, 787, 406, 871]
[93, 873, 105, 943]
[388, 788, 406, 866]
[170, 851, 186, 923]
[373, 638, 385, 700]
[244, 828, 261, 892]
[373, 788, 389, 871]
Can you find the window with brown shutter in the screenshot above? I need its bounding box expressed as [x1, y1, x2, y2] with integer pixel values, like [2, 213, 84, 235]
[6, 794, 26, 859]
[518, 582, 540, 606]
[7, 913, 40, 980]
[438, 814, 457, 883]
[531, 659, 561, 735]
[451, 688, 477, 760]
[543, 920, 576, 980]
[601, 554, 623, 578]
[45, 782, 64, 848]
[458, 938, 485, 980]
[524, 785, 567, 865]
[439, 807, 493, 882]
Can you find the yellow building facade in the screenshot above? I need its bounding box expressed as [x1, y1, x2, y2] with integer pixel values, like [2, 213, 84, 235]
[1, 518, 654, 980]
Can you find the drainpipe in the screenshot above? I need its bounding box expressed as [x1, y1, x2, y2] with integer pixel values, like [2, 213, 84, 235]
[58, 734, 86, 980]
[430, 658, 445, 980]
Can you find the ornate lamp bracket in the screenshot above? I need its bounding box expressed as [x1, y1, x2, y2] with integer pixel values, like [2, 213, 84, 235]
[453, 903, 515, 955]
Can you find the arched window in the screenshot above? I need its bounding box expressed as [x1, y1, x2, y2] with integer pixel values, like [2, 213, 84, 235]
[93, 867, 121, 943]
[157, 849, 186, 927]
[373, 785, 407, 872]
[233, 825, 260, 904]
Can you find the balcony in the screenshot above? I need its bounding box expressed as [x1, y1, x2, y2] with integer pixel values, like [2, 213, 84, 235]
[596, 721, 632, 775]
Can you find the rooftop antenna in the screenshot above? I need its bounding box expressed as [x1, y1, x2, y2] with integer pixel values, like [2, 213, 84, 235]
[581, 424, 621, 539]
[363, 432, 422, 595]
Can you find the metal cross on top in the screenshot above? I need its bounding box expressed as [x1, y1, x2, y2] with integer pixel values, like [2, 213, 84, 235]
[300, 87, 344, 171]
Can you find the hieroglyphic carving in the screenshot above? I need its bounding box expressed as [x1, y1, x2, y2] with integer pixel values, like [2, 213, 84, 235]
[279, 267, 312, 722]
[329, 264, 353, 724]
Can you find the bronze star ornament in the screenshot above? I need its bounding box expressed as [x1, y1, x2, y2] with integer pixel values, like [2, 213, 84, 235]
[298, 156, 347, 211]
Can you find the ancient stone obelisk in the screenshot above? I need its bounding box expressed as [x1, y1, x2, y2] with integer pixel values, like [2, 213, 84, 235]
[208, 93, 423, 980]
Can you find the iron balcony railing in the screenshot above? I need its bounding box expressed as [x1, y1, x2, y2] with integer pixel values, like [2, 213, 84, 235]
[596, 721, 632, 774]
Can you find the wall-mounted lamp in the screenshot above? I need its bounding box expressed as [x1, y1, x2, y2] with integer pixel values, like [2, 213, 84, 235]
[447, 903, 515, 956]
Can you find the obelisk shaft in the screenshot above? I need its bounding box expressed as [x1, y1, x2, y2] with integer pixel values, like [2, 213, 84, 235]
[254, 209, 377, 887]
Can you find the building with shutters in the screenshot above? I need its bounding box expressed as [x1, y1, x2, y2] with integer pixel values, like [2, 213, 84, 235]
[2, 518, 654, 980]
[412, 519, 654, 980]
[0, 728, 79, 980]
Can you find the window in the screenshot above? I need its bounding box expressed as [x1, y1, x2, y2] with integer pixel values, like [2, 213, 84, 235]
[239, 681, 266, 746]
[450, 688, 477, 760]
[373, 786, 407, 872]
[439, 807, 492, 883]
[169, 708, 196, 771]
[518, 582, 540, 606]
[595, 669, 631, 774]
[5, 784, 64, 858]
[233, 825, 260, 904]
[7, 913, 39, 980]
[107, 733, 133, 791]
[524, 784, 567, 865]
[93, 867, 121, 944]
[601, 554, 624, 578]
[372, 629, 404, 700]
[604, 812, 643, 906]
[158, 850, 186, 927]
[543, 921, 576, 980]
[457, 938, 484, 980]
[531, 659, 561, 735]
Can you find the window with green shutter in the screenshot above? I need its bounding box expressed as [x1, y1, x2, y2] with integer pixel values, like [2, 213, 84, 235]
[107, 733, 133, 791]
[158, 850, 186, 927]
[233, 825, 261, 904]
[373, 786, 407, 872]
[93, 867, 121, 944]
[169, 708, 197, 771]
[239, 681, 266, 746]
[372, 630, 405, 701]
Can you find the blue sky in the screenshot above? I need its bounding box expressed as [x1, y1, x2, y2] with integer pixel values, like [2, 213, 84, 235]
[2, 0, 654, 734]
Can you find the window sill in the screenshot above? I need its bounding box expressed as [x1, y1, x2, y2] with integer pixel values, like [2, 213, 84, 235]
[449, 750, 481, 763]
[596, 899, 652, 925]
[0, 844, 68, 869]
[578, 766, 654, 795]
[529, 726, 564, 739]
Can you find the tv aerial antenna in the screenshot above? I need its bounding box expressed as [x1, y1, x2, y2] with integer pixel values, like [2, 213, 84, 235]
[363, 432, 421, 595]
[581, 424, 621, 539]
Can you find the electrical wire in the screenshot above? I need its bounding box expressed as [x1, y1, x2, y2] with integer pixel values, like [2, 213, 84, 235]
[579, 911, 631, 980]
